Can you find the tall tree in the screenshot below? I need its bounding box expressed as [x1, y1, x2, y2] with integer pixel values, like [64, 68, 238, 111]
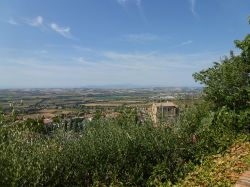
[193, 18, 250, 110]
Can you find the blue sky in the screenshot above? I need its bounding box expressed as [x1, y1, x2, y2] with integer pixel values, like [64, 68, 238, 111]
[0, 0, 249, 88]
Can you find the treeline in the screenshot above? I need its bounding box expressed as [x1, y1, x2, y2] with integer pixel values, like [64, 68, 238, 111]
[0, 19, 249, 186]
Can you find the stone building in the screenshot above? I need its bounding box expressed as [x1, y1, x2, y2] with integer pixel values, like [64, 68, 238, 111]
[151, 102, 179, 123]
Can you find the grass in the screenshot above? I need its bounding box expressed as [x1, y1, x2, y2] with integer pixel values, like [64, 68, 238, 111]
[174, 135, 250, 187]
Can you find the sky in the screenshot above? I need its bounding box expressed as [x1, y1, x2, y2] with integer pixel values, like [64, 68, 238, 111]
[0, 0, 249, 88]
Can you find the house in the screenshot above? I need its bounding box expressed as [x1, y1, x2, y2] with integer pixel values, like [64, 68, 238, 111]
[151, 102, 179, 123]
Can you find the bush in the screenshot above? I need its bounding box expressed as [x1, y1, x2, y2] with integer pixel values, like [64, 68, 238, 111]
[0, 100, 244, 186]
[0, 114, 177, 186]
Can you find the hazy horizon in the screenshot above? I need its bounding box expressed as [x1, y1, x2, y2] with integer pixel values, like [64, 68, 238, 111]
[0, 84, 203, 90]
[1, 0, 249, 88]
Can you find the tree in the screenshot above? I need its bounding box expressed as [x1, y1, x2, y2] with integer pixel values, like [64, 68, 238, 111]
[193, 18, 250, 111]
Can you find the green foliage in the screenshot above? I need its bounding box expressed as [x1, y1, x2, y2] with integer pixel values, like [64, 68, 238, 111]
[1, 17, 250, 187]
[115, 107, 141, 126]
[193, 55, 249, 110]
[178, 102, 236, 160]
[52, 116, 60, 123]
[93, 109, 103, 120]
[193, 20, 250, 111]
[21, 118, 46, 133]
[147, 102, 239, 186]
[213, 107, 250, 131]
[2, 95, 249, 186]
[235, 20, 250, 64]
[193, 19, 250, 133]
[0, 107, 4, 125]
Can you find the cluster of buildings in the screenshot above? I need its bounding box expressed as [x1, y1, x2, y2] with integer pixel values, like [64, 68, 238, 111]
[42, 101, 179, 132]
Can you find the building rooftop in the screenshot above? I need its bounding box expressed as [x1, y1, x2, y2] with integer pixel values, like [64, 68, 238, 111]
[152, 102, 178, 108]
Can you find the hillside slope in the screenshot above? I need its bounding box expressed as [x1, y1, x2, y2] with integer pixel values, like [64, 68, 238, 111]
[175, 137, 250, 187]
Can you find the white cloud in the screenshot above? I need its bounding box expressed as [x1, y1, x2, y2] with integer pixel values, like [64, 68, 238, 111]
[73, 45, 95, 52]
[99, 50, 227, 78]
[50, 23, 73, 39]
[178, 40, 193, 47]
[116, 0, 146, 22]
[6, 18, 19, 26]
[25, 16, 43, 27]
[122, 33, 159, 43]
[0, 45, 227, 88]
[117, 0, 127, 4]
[39, 50, 48, 54]
[136, 0, 142, 6]
[189, 0, 197, 16]
[117, 0, 141, 5]
[170, 40, 193, 49]
[20, 16, 74, 39]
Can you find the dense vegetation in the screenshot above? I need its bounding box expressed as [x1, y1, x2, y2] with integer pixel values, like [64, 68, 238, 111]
[175, 138, 250, 187]
[0, 19, 249, 186]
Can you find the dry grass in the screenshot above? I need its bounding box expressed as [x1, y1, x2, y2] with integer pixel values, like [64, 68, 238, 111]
[175, 137, 250, 187]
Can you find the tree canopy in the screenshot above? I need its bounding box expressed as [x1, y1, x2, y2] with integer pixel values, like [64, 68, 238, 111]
[193, 19, 250, 111]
